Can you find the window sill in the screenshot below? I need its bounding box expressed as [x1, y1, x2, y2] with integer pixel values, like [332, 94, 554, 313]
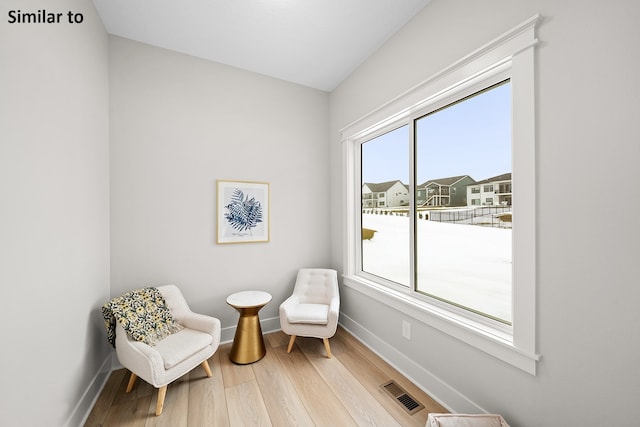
[343, 274, 540, 374]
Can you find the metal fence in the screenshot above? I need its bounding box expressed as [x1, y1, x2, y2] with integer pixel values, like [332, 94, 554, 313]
[362, 206, 512, 228]
[426, 206, 512, 228]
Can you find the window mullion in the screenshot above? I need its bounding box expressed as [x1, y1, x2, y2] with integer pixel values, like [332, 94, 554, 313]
[409, 118, 417, 294]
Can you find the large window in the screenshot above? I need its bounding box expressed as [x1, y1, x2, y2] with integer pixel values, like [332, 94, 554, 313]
[342, 15, 540, 374]
[360, 82, 512, 325]
[415, 81, 512, 323]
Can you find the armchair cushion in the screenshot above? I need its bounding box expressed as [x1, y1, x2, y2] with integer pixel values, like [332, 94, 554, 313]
[153, 328, 213, 370]
[285, 303, 329, 324]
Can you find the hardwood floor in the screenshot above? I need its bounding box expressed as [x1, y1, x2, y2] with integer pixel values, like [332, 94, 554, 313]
[85, 327, 447, 426]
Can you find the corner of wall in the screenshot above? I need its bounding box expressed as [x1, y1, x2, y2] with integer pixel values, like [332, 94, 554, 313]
[65, 352, 114, 427]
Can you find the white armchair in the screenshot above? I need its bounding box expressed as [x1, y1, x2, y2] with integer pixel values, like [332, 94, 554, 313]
[114, 285, 221, 415]
[279, 268, 340, 358]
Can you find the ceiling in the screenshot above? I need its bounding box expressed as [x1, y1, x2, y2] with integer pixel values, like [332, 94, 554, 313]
[92, 0, 431, 92]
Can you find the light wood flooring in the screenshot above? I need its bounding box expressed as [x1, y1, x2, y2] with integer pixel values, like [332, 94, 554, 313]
[85, 327, 447, 426]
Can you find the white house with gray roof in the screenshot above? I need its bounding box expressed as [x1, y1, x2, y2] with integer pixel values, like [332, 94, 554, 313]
[362, 180, 409, 209]
[466, 173, 512, 207]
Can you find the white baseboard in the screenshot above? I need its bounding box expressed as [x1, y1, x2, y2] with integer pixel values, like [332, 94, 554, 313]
[339, 313, 486, 414]
[65, 352, 113, 427]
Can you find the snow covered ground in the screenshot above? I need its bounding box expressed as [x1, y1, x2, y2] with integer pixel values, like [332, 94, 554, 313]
[362, 213, 512, 322]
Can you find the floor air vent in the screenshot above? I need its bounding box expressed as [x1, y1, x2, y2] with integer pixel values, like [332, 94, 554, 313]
[380, 380, 424, 415]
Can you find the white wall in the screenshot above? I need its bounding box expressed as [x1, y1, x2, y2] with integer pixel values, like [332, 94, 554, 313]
[330, 1, 640, 426]
[108, 36, 331, 339]
[0, 1, 110, 426]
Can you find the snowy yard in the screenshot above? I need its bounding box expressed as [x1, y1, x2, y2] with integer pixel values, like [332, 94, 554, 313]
[362, 213, 512, 322]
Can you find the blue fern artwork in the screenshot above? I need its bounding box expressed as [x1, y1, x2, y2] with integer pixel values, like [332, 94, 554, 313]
[224, 188, 263, 234]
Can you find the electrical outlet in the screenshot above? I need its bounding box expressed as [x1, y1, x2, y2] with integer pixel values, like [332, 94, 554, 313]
[402, 320, 411, 340]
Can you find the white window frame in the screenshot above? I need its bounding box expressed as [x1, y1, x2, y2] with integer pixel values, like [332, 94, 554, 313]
[341, 15, 541, 374]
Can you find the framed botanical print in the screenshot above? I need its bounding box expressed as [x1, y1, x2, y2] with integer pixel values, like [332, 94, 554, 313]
[217, 180, 270, 244]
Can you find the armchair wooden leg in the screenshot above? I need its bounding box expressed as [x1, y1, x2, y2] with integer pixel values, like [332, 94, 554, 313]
[287, 335, 297, 353]
[201, 360, 212, 377]
[125, 372, 137, 393]
[323, 338, 332, 358]
[155, 385, 167, 416]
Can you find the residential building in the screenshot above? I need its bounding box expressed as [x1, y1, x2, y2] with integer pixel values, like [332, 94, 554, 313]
[362, 180, 409, 209]
[466, 172, 512, 207]
[417, 175, 476, 207]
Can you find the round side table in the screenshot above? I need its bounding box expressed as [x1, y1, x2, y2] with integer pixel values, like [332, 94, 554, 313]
[226, 290, 272, 364]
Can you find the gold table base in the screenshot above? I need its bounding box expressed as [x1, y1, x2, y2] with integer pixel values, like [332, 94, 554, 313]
[229, 304, 268, 364]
